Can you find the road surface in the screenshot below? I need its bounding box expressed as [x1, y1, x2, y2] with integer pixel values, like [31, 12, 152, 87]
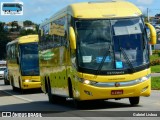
[0, 80, 159, 119]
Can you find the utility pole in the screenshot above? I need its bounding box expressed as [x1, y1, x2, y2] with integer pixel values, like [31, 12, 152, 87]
[147, 8, 150, 22]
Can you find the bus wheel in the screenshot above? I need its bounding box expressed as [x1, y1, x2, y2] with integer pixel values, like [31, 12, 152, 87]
[4, 79, 10, 85]
[11, 79, 16, 91]
[19, 79, 24, 94]
[129, 97, 140, 106]
[73, 99, 83, 109]
[47, 81, 54, 103]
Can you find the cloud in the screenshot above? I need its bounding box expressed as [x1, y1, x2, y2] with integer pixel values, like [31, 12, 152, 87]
[13, 0, 23, 2]
[138, 6, 147, 13]
[137, 0, 154, 5]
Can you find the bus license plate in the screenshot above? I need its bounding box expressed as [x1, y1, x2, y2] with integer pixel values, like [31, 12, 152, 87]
[111, 90, 123, 95]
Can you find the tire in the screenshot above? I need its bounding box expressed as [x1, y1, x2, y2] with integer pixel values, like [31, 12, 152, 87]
[73, 99, 83, 109]
[4, 79, 10, 85]
[47, 81, 54, 103]
[11, 79, 16, 91]
[19, 79, 24, 94]
[129, 97, 140, 106]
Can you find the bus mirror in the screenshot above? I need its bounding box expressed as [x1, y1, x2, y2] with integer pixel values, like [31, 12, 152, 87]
[145, 23, 157, 45]
[69, 27, 76, 49]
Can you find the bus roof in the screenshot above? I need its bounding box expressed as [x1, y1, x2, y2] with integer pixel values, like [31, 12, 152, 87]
[68, 1, 142, 19]
[40, 1, 142, 27]
[7, 35, 38, 46]
[50, 0, 142, 20]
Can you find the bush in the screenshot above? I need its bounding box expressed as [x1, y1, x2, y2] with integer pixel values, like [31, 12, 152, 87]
[150, 50, 160, 66]
[150, 59, 160, 66]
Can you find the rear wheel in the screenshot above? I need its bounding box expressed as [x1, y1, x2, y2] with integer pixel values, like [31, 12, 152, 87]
[19, 79, 24, 94]
[4, 79, 10, 85]
[129, 97, 140, 106]
[11, 78, 16, 91]
[47, 80, 54, 103]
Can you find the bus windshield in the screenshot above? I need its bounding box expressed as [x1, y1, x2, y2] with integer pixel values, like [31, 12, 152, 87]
[19, 43, 39, 76]
[76, 17, 149, 73]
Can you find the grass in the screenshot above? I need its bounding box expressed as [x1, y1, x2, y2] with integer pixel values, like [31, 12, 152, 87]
[151, 65, 160, 73]
[151, 77, 160, 90]
[150, 52, 160, 73]
[150, 53, 160, 61]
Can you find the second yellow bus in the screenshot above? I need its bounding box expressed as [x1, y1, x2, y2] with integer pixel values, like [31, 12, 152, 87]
[7, 35, 41, 93]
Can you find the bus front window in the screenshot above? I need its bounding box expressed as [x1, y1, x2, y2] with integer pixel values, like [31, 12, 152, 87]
[112, 17, 149, 69]
[76, 20, 114, 70]
[75, 17, 149, 74]
[19, 43, 39, 76]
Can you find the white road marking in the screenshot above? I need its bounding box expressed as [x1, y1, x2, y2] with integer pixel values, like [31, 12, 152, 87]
[0, 88, 33, 102]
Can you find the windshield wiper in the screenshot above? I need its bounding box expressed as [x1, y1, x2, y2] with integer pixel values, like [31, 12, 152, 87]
[96, 44, 112, 75]
[120, 47, 135, 73]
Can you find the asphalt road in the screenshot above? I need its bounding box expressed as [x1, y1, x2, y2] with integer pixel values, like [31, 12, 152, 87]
[0, 80, 159, 119]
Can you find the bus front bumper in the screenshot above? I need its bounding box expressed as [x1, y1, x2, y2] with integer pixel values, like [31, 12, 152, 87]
[22, 82, 41, 89]
[76, 79, 151, 101]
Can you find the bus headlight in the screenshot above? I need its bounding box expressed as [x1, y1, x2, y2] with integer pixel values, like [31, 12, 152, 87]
[77, 77, 97, 85]
[25, 79, 32, 82]
[84, 80, 90, 84]
[138, 74, 151, 83]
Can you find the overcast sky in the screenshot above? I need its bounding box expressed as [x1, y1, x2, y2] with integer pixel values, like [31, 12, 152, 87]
[0, 0, 160, 24]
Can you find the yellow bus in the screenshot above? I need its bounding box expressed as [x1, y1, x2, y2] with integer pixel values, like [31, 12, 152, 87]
[39, 1, 156, 107]
[7, 35, 40, 93]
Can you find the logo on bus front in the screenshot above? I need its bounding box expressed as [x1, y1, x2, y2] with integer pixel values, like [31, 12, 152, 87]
[1, 2, 23, 15]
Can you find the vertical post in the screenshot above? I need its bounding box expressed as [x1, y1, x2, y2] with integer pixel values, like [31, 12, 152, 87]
[147, 8, 153, 55]
[147, 8, 149, 22]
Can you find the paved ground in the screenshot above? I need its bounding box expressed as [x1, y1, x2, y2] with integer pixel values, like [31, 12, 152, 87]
[151, 73, 160, 77]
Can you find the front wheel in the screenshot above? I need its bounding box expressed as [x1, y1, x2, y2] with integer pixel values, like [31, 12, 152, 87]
[73, 99, 84, 109]
[129, 97, 140, 106]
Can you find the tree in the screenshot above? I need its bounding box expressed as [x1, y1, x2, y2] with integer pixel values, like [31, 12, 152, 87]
[0, 22, 11, 59]
[156, 19, 160, 24]
[155, 14, 160, 17]
[23, 20, 34, 26]
[19, 29, 37, 36]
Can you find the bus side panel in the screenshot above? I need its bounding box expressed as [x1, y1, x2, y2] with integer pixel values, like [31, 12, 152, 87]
[7, 43, 21, 88]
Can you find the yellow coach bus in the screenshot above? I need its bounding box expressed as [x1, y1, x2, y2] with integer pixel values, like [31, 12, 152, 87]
[39, 1, 156, 106]
[7, 35, 40, 93]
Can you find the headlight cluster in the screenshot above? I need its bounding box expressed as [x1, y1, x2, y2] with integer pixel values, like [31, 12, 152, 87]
[137, 74, 151, 83]
[24, 79, 33, 82]
[76, 74, 151, 87]
[77, 77, 97, 85]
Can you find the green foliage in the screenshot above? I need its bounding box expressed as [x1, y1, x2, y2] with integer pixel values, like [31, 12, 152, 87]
[23, 20, 34, 26]
[0, 22, 11, 59]
[151, 65, 160, 73]
[19, 29, 37, 36]
[156, 20, 160, 24]
[150, 50, 160, 66]
[151, 77, 160, 90]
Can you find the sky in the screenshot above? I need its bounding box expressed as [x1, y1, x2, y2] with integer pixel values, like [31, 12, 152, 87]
[0, 0, 160, 24]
